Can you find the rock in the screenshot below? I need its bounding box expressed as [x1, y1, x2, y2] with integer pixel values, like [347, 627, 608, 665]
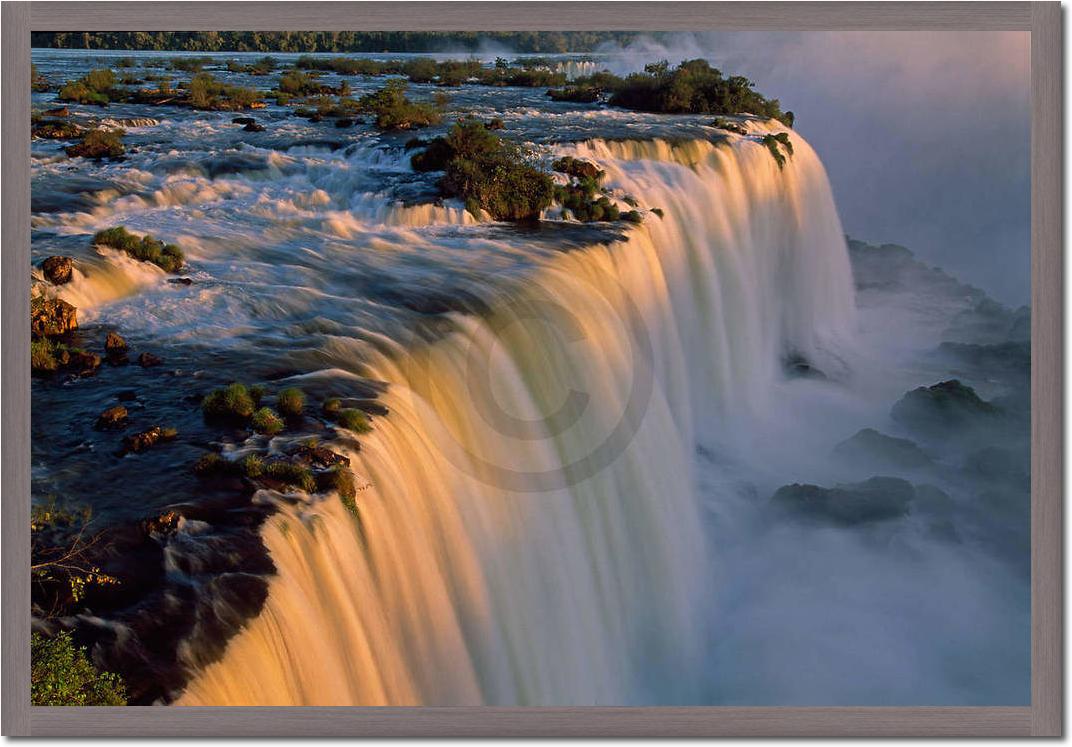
[32, 120, 83, 140]
[770, 476, 916, 526]
[138, 352, 163, 367]
[44, 107, 70, 117]
[30, 296, 77, 337]
[231, 117, 256, 125]
[891, 379, 1001, 432]
[142, 510, 181, 537]
[122, 426, 178, 454]
[784, 353, 825, 379]
[117, 390, 138, 402]
[65, 349, 101, 375]
[832, 428, 933, 470]
[243, 122, 266, 132]
[334, 117, 354, 128]
[96, 405, 128, 430]
[288, 442, 350, 469]
[167, 277, 193, 286]
[41, 256, 74, 285]
[105, 330, 128, 352]
[485, 117, 505, 130]
[551, 156, 603, 181]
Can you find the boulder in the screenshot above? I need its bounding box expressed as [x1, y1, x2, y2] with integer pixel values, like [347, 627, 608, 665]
[138, 352, 163, 367]
[66, 349, 101, 375]
[243, 122, 266, 132]
[122, 426, 178, 454]
[41, 256, 74, 285]
[770, 476, 916, 526]
[30, 297, 77, 337]
[832, 428, 933, 470]
[142, 510, 181, 537]
[231, 117, 256, 125]
[891, 379, 1000, 432]
[334, 117, 354, 128]
[288, 441, 350, 469]
[95, 405, 128, 430]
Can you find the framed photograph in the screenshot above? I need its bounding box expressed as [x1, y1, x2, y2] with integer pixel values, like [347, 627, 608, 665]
[2, 1, 1062, 737]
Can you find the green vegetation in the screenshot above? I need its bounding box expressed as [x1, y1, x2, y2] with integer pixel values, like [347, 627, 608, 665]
[32, 498, 116, 609]
[65, 128, 126, 160]
[322, 397, 342, 415]
[711, 117, 748, 135]
[187, 72, 262, 110]
[169, 56, 214, 72]
[276, 387, 305, 417]
[278, 69, 327, 96]
[335, 408, 372, 433]
[263, 461, 316, 492]
[551, 157, 623, 222]
[547, 86, 601, 103]
[32, 31, 639, 54]
[31, 631, 126, 706]
[32, 63, 50, 92]
[201, 382, 257, 420]
[761, 132, 794, 170]
[58, 68, 116, 105]
[241, 454, 265, 478]
[359, 80, 442, 131]
[251, 407, 284, 435]
[92, 226, 184, 272]
[411, 120, 553, 221]
[31, 338, 60, 374]
[227, 56, 276, 75]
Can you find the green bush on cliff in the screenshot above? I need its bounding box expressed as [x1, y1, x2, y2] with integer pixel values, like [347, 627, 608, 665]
[359, 79, 442, 131]
[411, 120, 553, 221]
[58, 68, 116, 105]
[31, 631, 126, 706]
[92, 226, 184, 272]
[761, 132, 794, 170]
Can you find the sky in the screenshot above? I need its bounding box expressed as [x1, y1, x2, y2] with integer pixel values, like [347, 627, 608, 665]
[600, 32, 1032, 306]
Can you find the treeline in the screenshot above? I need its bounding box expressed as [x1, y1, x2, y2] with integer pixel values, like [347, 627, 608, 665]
[30, 31, 638, 53]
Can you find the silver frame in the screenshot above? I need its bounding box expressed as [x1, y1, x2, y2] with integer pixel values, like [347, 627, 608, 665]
[2, 2, 1062, 736]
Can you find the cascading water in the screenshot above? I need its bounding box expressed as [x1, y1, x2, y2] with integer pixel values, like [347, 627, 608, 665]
[177, 127, 857, 705]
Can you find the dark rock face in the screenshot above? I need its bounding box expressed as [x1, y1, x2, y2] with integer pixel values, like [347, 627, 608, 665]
[65, 349, 101, 375]
[334, 117, 354, 128]
[96, 405, 128, 430]
[105, 331, 127, 353]
[833, 428, 933, 470]
[891, 379, 1000, 432]
[138, 352, 163, 367]
[41, 256, 74, 285]
[30, 297, 77, 337]
[243, 122, 266, 132]
[122, 426, 178, 454]
[231, 117, 256, 125]
[288, 442, 350, 469]
[770, 476, 916, 526]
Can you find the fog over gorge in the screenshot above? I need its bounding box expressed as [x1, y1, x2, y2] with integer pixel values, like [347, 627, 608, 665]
[597, 31, 1031, 306]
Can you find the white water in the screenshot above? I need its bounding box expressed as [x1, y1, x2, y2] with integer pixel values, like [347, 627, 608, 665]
[177, 126, 857, 705]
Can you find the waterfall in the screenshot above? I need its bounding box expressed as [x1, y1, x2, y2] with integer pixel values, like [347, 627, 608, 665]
[177, 126, 857, 706]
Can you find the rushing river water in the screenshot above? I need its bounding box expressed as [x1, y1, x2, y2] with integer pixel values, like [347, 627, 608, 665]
[31, 49, 1031, 706]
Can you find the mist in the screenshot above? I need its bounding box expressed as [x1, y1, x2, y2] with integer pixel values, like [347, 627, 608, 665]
[595, 32, 1031, 306]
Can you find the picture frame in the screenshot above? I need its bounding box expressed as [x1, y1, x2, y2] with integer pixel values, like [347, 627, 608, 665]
[2, 1, 1062, 736]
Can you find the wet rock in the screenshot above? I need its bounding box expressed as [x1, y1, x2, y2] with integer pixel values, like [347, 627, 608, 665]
[41, 255, 74, 285]
[784, 352, 825, 380]
[142, 510, 181, 537]
[138, 352, 163, 368]
[551, 156, 603, 181]
[231, 117, 256, 125]
[96, 405, 128, 430]
[891, 379, 1001, 433]
[30, 296, 77, 337]
[44, 107, 70, 118]
[770, 476, 915, 526]
[167, 277, 193, 286]
[66, 349, 101, 375]
[117, 389, 137, 402]
[288, 441, 350, 469]
[105, 331, 127, 353]
[334, 117, 354, 128]
[33, 120, 83, 140]
[832, 428, 933, 470]
[242, 122, 266, 132]
[122, 426, 178, 454]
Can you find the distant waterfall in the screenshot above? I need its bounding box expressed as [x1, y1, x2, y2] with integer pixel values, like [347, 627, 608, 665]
[177, 126, 856, 706]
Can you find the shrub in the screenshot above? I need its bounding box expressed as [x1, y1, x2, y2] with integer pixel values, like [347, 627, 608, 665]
[336, 408, 372, 433]
[169, 56, 212, 72]
[359, 79, 442, 131]
[411, 120, 553, 221]
[241, 454, 265, 477]
[322, 397, 342, 415]
[201, 382, 256, 420]
[761, 132, 793, 170]
[277, 387, 305, 417]
[58, 68, 115, 105]
[187, 72, 262, 110]
[31, 338, 60, 374]
[263, 461, 316, 492]
[278, 69, 324, 96]
[92, 226, 184, 272]
[547, 86, 600, 103]
[31, 631, 126, 706]
[65, 128, 125, 160]
[403, 57, 438, 83]
[317, 465, 357, 501]
[621, 209, 644, 224]
[251, 407, 284, 435]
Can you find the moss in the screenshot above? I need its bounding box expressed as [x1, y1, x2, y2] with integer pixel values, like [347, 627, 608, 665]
[263, 461, 316, 492]
[322, 397, 342, 416]
[92, 226, 184, 272]
[240, 454, 265, 478]
[65, 128, 126, 160]
[251, 407, 284, 435]
[31, 631, 126, 706]
[336, 408, 372, 433]
[277, 387, 305, 417]
[201, 383, 256, 420]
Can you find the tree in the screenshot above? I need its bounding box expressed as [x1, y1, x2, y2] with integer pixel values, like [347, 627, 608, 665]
[31, 631, 126, 706]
